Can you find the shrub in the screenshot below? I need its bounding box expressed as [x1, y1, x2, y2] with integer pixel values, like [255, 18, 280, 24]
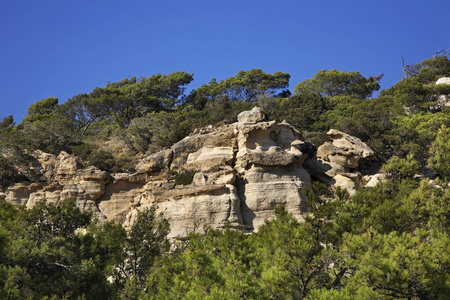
[172, 170, 197, 185]
[87, 150, 116, 172]
[428, 125, 450, 180]
[383, 154, 419, 180]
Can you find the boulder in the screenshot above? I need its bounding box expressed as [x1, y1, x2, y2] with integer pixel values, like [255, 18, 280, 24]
[131, 183, 244, 239]
[170, 125, 238, 170]
[136, 149, 173, 173]
[79, 180, 105, 200]
[237, 106, 265, 123]
[31, 150, 56, 181]
[75, 166, 110, 183]
[364, 173, 386, 187]
[436, 77, 450, 85]
[318, 129, 374, 165]
[235, 120, 306, 171]
[333, 173, 361, 195]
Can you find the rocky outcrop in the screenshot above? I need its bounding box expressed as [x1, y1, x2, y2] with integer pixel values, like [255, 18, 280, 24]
[6, 151, 110, 218]
[305, 129, 374, 195]
[121, 111, 311, 238]
[135, 149, 173, 174]
[4, 108, 375, 239]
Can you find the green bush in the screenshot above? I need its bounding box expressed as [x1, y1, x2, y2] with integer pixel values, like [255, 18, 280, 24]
[428, 125, 450, 180]
[172, 170, 197, 185]
[383, 154, 419, 180]
[87, 150, 116, 172]
[71, 143, 98, 160]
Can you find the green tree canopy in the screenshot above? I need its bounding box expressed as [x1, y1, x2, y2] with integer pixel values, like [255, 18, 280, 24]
[403, 54, 450, 82]
[294, 69, 383, 99]
[221, 69, 290, 102]
[0, 198, 127, 299]
[428, 125, 450, 180]
[382, 55, 450, 114]
[63, 72, 194, 131]
[187, 69, 290, 106]
[117, 206, 170, 297]
[22, 97, 59, 123]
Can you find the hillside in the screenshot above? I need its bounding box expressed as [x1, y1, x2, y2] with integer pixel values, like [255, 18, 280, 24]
[1, 56, 450, 189]
[0, 55, 449, 298]
[3, 106, 379, 240]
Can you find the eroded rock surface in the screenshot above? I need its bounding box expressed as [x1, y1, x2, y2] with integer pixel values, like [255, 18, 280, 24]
[305, 129, 374, 195]
[129, 110, 312, 238]
[4, 107, 375, 239]
[237, 106, 265, 123]
[6, 152, 110, 219]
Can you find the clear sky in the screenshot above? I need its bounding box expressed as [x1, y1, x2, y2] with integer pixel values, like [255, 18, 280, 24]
[1, 0, 449, 122]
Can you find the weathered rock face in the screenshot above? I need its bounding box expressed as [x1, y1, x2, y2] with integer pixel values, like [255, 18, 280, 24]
[6, 151, 110, 219]
[4, 107, 375, 239]
[135, 149, 173, 174]
[305, 129, 375, 195]
[128, 111, 312, 238]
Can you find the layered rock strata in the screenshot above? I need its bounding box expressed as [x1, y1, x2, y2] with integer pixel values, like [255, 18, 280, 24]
[3, 107, 374, 239]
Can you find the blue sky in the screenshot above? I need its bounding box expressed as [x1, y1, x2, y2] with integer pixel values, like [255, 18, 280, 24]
[1, 0, 449, 122]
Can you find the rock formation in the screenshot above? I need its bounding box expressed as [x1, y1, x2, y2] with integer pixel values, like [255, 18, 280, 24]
[3, 107, 375, 239]
[5, 151, 111, 214]
[305, 129, 374, 195]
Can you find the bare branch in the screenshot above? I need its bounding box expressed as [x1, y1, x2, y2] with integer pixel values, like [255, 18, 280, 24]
[401, 57, 407, 79]
[51, 262, 72, 271]
[434, 48, 450, 57]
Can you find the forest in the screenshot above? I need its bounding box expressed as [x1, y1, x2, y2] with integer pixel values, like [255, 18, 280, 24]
[0, 54, 449, 299]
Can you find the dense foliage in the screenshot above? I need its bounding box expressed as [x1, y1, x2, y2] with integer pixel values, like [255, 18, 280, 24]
[1, 54, 450, 298]
[0, 178, 448, 299]
[0, 199, 170, 299]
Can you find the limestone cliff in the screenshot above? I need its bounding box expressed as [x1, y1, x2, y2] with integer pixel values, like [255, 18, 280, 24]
[2, 107, 375, 239]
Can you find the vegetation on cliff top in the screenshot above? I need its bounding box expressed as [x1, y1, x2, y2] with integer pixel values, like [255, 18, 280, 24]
[1, 54, 450, 298]
[1, 54, 450, 186]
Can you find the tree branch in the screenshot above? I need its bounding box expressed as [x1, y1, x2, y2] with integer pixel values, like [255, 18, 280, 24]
[401, 57, 407, 79]
[331, 267, 348, 288]
[434, 48, 450, 57]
